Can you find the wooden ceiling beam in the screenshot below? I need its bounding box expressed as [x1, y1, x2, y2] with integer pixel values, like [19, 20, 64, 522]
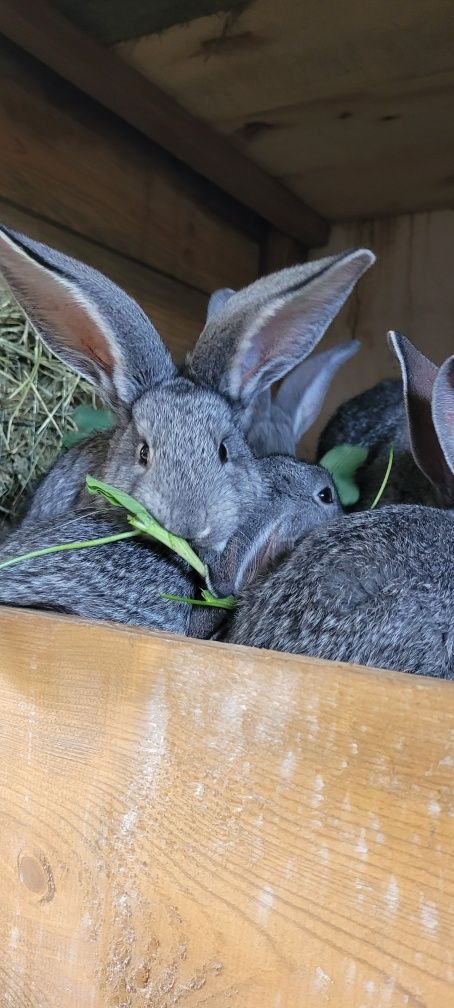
[0, 0, 329, 248]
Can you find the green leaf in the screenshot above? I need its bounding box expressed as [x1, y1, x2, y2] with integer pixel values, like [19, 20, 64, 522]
[62, 405, 114, 447]
[319, 443, 368, 507]
[86, 475, 152, 525]
[86, 475, 207, 578]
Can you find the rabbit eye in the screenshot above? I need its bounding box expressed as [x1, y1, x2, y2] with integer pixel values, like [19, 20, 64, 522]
[218, 441, 228, 464]
[139, 441, 150, 466]
[318, 486, 334, 504]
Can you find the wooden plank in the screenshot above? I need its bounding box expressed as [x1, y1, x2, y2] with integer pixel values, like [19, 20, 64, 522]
[0, 40, 259, 297]
[118, 0, 454, 219]
[0, 606, 452, 1007]
[0, 0, 328, 249]
[55, 0, 246, 44]
[0, 201, 207, 359]
[301, 209, 454, 459]
[260, 227, 306, 274]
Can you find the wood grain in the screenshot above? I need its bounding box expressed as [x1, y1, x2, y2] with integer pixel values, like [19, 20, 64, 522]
[0, 607, 452, 1007]
[301, 209, 454, 459]
[259, 227, 306, 274]
[0, 38, 259, 295]
[55, 0, 246, 45]
[0, 0, 328, 248]
[0, 201, 207, 361]
[117, 0, 454, 219]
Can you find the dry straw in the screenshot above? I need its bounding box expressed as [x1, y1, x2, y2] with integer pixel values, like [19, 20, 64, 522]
[0, 288, 95, 527]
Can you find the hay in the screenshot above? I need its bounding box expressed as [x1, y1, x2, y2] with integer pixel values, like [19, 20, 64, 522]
[0, 289, 96, 527]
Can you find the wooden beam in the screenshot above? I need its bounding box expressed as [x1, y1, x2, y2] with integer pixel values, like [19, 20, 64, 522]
[260, 226, 307, 274]
[55, 0, 247, 45]
[0, 0, 329, 249]
[0, 39, 259, 295]
[0, 200, 208, 358]
[0, 607, 453, 1006]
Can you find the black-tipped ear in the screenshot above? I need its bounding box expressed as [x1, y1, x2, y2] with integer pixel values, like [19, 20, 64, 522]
[0, 226, 175, 408]
[388, 330, 452, 490]
[432, 354, 454, 476]
[188, 248, 374, 409]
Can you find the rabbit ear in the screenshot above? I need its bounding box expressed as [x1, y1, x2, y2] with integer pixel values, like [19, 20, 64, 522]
[0, 226, 175, 408]
[273, 339, 361, 450]
[245, 388, 284, 456]
[432, 355, 454, 475]
[187, 249, 374, 409]
[206, 288, 236, 321]
[205, 510, 294, 598]
[388, 330, 452, 490]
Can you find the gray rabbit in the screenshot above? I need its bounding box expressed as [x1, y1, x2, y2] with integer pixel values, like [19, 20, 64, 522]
[0, 228, 374, 534]
[0, 228, 371, 633]
[223, 332, 454, 679]
[317, 370, 442, 508]
[0, 454, 341, 636]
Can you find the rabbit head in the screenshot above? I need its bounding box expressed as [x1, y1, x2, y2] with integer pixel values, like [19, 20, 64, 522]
[0, 226, 373, 549]
[389, 331, 454, 505]
[201, 454, 341, 599]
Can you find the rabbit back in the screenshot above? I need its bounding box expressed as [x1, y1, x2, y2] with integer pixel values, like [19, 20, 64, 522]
[318, 379, 404, 455]
[20, 432, 112, 528]
[0, 511, 194, 633]
[225, 506, 454, 679]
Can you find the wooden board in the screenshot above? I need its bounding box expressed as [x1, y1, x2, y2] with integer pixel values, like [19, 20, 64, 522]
[0, 201, 207, 360]
[301, 208, 454, 459]
[0, 3, 327, 249]
[0, 38, 259, 295]
[117, 0, 454, 219]
[55, 0, 246, 44]
[0, 606, 453, 1006]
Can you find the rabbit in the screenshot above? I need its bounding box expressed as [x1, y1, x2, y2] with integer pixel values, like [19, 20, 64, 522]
[247, 340, 360, 457]
[0, 510, 196, 633]
[222, 332, 454, 679]
[0, 454, 341, 636]
[203, 283, 362, 456]
[0, 227, 374, 533]
[317, 371, 441, 508]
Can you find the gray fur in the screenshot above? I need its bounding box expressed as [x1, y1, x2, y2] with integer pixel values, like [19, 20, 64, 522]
[0, 228, 371, 635]
[187, 250, 375, 415]
[0, 456, 340, 636]
[12, 237, 374, 529]
[224, 336, 454, 679]
[249, 340, 360, 456]
[204, 455, 341, 598]
[0, 226, 175, 407]
[0, 510, 194, 632]
[19, 432, 111, 528]
[318, 341, 454, 507]
[224, 506, 454, 679]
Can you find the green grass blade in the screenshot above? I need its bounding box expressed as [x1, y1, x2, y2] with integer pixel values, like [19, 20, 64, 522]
[0, 529, 141, 571]
[369, 445, 394, 509]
